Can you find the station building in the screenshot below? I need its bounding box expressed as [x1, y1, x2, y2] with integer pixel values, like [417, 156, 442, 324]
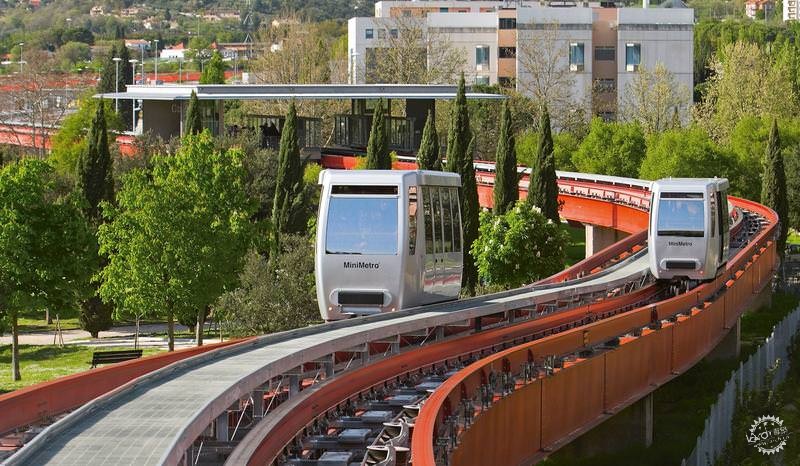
[348, 0, 693, 120]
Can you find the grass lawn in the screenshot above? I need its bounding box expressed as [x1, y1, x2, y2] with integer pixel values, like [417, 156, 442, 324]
[543, 292, 799, 466]
[789, 229, 800, 245]
[564, 224, 586, 267]
[16, 308, 82, 333]
[0, 345, 163, 394]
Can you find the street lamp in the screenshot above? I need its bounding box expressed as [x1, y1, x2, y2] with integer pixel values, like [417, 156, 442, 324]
[140, 44, 146, 84]
[153, 39, 159, 84]
[18, 42, 24, 74]
[113, 57, 122, 112]
[350, 51, 360, 84]
[179, 57, 183, 84]
[129, 59, 138, 130]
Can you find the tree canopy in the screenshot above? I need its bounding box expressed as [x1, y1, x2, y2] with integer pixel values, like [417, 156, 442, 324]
[761, 119, 789, 252]
[639, 126, 738, 181]
[365, 98, 391, 170]
[417, 110, 441, 171]
[0, 159, 93, 380]
[185, 90, 203, 135]
[572, 118, 646, 178]
[493, 100, 518, 214]
[527, 107, 559, 223]
[98, 132, 256, 350]
[200, 50, 226, 84]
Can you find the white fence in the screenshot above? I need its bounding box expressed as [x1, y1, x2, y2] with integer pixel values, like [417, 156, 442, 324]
[682, 305, 800, 466]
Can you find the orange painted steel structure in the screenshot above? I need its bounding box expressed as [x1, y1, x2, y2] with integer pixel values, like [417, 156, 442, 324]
[0, 338, 251, 437]
[411, 195, 777, 466]
[232, 285, 662, 465]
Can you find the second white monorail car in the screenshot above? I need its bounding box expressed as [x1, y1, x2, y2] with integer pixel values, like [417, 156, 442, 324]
[315, 170, 463, 321]
[648, 178, 730, 281]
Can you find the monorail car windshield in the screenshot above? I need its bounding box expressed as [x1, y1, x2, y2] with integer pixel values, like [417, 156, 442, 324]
[315, 170, 463, 321]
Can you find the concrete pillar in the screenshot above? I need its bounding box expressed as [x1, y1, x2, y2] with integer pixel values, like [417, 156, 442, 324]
[323, 359, 335, 378]
[436, 326, 445, 341]
[289, 374, 300, 398]
[706, 316, 741, 362]
[585, 225, 625, 257]
[559, 393, 654, 458]
[215, 411, 229, 442]
[252, 390, 264, 419]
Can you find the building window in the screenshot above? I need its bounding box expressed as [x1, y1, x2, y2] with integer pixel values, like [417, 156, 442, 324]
[499, 46, 516, 59]
[499, 18, 517, 29]
[390, 28, 398, 38]
[626, 43, 641, 71]
[569, 43, 584, 71]
[365, 28, 374, 39]
[475, 45, 490, 70]
[440, 7, 449, 12]
[475, 75, 490, 85]
[402, 10, 412, 17]
[594, 46, 615, 61]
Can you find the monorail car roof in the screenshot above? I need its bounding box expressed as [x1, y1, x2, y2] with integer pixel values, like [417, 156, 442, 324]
[652, 178, 730, 192]
[319, 169, 461, 188]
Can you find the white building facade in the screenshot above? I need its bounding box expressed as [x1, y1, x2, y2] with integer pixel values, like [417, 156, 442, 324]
[785, 0, 799, 20]
[348, 0, 694, 120]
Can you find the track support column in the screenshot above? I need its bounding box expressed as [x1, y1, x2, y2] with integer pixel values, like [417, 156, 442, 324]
[216, 411, 229, 442]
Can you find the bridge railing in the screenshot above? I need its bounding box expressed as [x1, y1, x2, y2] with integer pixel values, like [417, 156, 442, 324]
[411, 197, 779, 465]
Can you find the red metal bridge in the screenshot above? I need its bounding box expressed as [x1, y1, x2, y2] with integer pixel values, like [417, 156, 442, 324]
[0, 154, 777, 466]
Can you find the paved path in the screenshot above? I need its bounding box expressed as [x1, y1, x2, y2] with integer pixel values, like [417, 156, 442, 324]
[0, 323, 208, 349]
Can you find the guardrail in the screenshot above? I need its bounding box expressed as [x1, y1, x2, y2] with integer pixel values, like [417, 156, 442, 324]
[411, 196, 778, 465]
[0, 338, 250, 437]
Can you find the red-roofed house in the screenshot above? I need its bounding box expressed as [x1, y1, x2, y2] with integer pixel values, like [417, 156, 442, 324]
[745, 0, 775, 18]
[160, 43, 186, 60]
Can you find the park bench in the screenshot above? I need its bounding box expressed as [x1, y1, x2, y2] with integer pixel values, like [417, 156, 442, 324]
[90, 349, 143, 368]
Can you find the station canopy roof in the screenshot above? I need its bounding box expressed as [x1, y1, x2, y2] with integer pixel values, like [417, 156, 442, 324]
[96, 84, 507, 101]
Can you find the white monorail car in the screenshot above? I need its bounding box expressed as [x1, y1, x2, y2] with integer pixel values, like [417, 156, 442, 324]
[315, 170, 463, 321]
[648, 178, 730, 281]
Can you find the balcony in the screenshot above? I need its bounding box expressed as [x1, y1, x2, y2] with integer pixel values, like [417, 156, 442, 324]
[334, 114, 417, 153]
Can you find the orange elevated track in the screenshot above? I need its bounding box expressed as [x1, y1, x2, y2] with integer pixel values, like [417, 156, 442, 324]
[2, 161, 776, 466]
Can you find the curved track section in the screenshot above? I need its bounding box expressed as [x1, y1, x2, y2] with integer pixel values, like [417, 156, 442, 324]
[411, 196, 777, 465]
[6, 173, 652, 466]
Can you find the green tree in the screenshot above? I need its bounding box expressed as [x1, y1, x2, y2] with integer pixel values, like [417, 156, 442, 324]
[0, 159, 92, 380]
[472, 201, 568, 289]
[786, 146, 800, 233]
[696, 41, 797, 142]
[77, 103, 114, 221]
[97, 43, 119, 94]
[50, 94, 122, 178]
[445, 74, 479, 294]
[528, 107, 559, 223]
[639, 126, 738, 181]
[365, 98, 391, 170]
[493, 100, 517, 214]
[572, 118, 646, 178]
[762, 119, 789, 253]
[185, 90, 203, 135]
[98, 132, 256, 350]
[516, 130, 578, 172]
[217, 235, 319, 335]
[416, 110, 441, 170]
[76, 103, 116, 338]
[272, 102, 308, 236]
[200, 50, 226, 84]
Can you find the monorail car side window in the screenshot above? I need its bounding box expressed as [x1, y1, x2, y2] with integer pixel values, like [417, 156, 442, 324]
[408, 186, 418, 255]
[423, 187, 435, 254]
[451, 188, 462, 253]
[440, 187, 453, 253]
[431, 187, 443, 254]
[709, 193, 716, 238]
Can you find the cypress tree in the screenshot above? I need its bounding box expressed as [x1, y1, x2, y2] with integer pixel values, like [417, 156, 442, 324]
[493, 100, 517, 214]
[528, 107, 559, 223]
[77, 102, 114, 221]
[365, 98, 391, 169]
[77, 103, 115, 338]
[762, 118, 789, 253]
[417, 110, 441, 171]
[446, 73, 479, 294]
[185, 90, 203, 135]
[97, 43, 118, 94]
[272, 102, 305, 235]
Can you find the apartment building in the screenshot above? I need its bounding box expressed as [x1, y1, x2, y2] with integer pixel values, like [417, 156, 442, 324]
[785, 0, 799, 20]
[348, 0, 694, 120]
